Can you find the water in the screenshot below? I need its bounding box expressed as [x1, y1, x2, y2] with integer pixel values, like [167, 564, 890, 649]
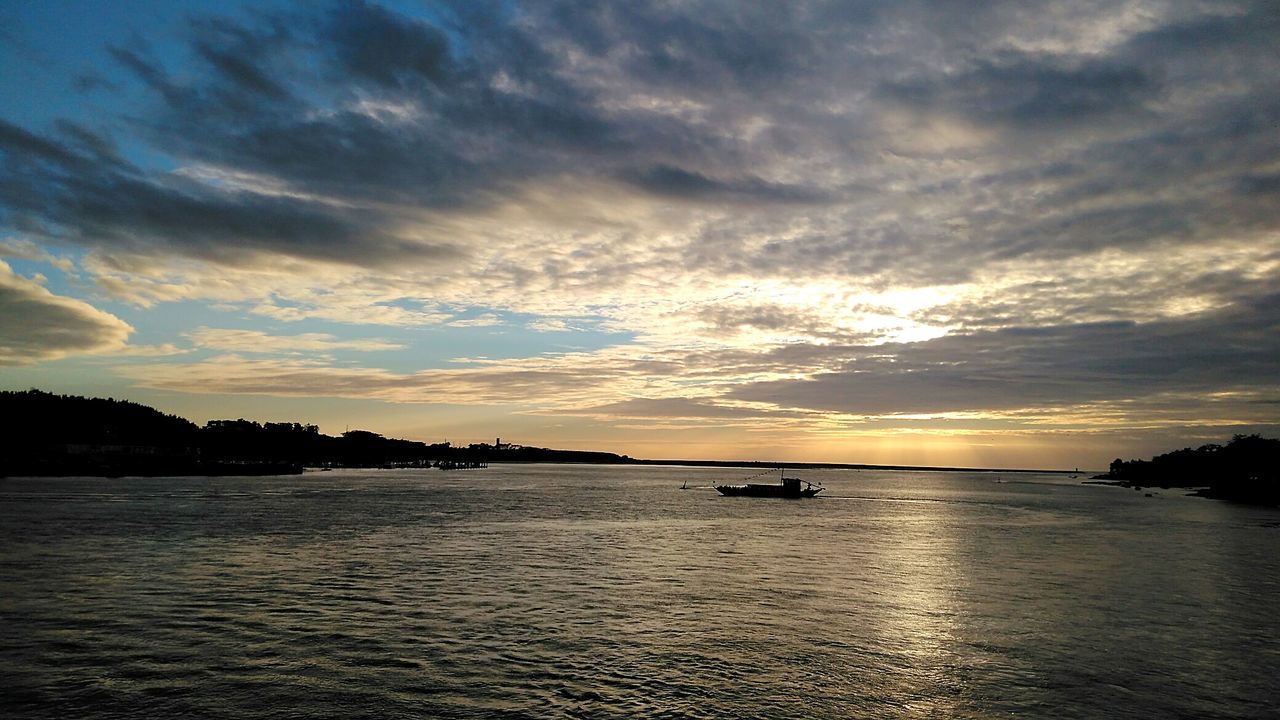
[2, 465, 1278, 719]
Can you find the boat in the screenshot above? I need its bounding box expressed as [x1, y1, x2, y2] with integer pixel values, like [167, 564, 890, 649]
[715, 468, 823, 498]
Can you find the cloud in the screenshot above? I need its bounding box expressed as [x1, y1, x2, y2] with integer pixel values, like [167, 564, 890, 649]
[577, 396, 808, 422]
[3, 0, 1279, 461]
[326, 0, 454, 90]
[0, 260, 132, 364]
[619, 164, 833, 204]
[878, 53, 1160, 130]
[446, 313, 503, 328]
[4, 0, 1276, 288]
[0, 119, 463, 268]
[107, 343, 190, 357]
[695, 302, 819, 337]
[527, 318, 573, 333]
[116, 355, 621, 407]
[185, 328, 403, 353]
[79, 251, 455, 326]
[730, 296, 1280, 418]
[188, 16, 294, 102]
[0, 236, 74, 270]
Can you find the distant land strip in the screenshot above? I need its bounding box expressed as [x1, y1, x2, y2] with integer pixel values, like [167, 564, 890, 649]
[631, 459, 1082, 474]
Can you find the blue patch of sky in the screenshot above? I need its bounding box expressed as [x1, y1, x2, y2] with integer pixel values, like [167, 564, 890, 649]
[2, 253, 83, 297]
[45, 293, 634, 374]
[5, 3, 165, 125]
[213, 306, 635, 374]
[414, 310, 633, 367]
[0, 357, 128, 399]
[105, 299, 240, 350]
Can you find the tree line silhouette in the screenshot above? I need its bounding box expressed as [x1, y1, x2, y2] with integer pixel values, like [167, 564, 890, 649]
[0, 390, 632, 477]
[1102, 434, 1279, 505]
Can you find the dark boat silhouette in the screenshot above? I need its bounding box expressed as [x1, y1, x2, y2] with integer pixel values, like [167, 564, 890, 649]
[715, 468, 823, 498]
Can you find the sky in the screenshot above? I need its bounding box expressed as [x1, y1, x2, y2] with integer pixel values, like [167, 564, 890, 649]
[1, 0, 1277, 469]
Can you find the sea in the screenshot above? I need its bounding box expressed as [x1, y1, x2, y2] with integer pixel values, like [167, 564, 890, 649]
[2, 465, 1278, 719]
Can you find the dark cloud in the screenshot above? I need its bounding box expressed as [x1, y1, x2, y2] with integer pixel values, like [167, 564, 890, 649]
[194, 41, 290, 100]
[72, 72, 116, 94]
[166, 112, 486, 209]
[621, 164, 831, 204]
[0, 120, 459, 266]
[1, 0, 1278, 290]
[1123, 6, 1280, 65]
[52, 121, 125, 165]
[106, 46, 192, 109]
[187, 14, 295, 98]
[731, 297, 1280, 416]
[696, 303, 812, 334]
[880, 53, 1160, 129]
[580, 396, 803, 420]
[996, 202, 1193, 258]
[326, 0, 454, 89]
[1238, 173, 1280, 197]
[97, 2, 623, 211]
[0, 120, 93, 170]
[542, 2, 852, 93]
[0, 263, 132, 364]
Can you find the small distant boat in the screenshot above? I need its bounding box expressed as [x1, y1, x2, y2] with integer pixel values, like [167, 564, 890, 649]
[715, 468, 823, 499]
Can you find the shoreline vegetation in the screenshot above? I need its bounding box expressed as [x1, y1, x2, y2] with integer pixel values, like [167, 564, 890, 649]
[1091, 435, 1280, 506]
[0, 390, 629, 477]
[1, 389, 1086, 478]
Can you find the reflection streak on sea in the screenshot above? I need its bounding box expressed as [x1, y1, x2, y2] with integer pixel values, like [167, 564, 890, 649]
[1, 465, 1278, 719]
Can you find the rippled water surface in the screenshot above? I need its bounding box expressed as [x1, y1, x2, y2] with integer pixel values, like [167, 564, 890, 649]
[3, 465, 1279, 718]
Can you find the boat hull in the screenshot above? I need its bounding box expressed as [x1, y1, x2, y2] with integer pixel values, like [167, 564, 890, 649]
[715, 483, 822, 499]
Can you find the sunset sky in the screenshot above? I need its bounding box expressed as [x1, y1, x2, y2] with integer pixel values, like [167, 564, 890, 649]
[2, 0, 1277, 469]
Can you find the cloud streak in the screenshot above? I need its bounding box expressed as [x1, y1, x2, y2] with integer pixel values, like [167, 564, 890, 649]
[185, 328, 403, 354]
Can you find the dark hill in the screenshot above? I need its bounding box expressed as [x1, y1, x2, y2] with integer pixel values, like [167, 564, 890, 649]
[0, 389, 633, 477]
[2, 389, 198, 446]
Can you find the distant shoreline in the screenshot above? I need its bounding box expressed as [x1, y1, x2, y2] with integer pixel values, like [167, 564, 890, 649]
[625, 458, 1082, 474]
[2, 459, 1089, 479]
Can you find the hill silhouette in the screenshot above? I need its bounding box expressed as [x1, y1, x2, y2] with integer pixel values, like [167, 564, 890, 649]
[3, 389, 198, 445]
[1099, 434, 1280, 505]
[0, 390, 633, 477]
